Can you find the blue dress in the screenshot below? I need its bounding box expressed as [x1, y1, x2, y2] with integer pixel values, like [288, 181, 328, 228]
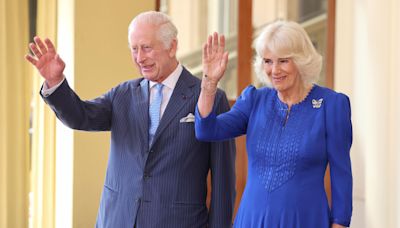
[195, 85, 352, 228]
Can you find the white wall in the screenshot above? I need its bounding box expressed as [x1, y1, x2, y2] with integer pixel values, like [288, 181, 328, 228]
[335, 0, 400, 227]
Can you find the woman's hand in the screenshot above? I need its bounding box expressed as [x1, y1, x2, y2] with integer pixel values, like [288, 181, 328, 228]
[332, 223, 345, 228]
[197, 32, 229, 117]
[25, 36, 65, 87]
[202, 32, 229, 84]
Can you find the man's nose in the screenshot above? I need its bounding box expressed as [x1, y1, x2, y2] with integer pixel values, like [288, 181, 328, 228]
[136, 49, 146, 63]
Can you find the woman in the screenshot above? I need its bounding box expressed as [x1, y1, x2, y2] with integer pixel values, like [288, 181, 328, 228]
[195, 21, 352, 228]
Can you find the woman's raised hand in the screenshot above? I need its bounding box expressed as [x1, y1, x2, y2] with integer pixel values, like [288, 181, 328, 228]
[202, 32, 229, 83]
[25, 36, 65, 87]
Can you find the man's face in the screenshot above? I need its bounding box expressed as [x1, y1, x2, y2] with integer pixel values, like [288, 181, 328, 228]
[129, 22, 177, 83]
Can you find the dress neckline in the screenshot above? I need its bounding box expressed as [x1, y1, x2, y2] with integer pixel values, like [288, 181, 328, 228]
[275, 84, 317, 110]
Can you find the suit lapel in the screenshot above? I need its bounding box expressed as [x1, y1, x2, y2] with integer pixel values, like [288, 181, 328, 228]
[130, 79, 150, 149]
[151, 69, 196, 146]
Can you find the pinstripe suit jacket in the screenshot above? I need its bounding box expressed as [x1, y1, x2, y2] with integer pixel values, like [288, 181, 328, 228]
[42, 68, 236, 228]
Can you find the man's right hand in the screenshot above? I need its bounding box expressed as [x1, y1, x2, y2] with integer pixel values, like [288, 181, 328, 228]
[25, 36, 65, 88]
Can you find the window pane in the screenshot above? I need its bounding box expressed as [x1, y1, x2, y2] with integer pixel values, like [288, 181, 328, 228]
[162, 0, 238, 99]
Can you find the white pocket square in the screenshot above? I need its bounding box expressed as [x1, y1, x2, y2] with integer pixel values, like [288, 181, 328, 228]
[180, 113, 195, 123]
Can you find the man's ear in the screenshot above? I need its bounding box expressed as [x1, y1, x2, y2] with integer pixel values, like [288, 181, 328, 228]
[169, 39, 178, 58]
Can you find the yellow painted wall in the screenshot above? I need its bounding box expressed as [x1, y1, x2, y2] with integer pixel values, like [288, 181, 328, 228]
[0, 1, 30, 227]
[72, 1, 155, 227]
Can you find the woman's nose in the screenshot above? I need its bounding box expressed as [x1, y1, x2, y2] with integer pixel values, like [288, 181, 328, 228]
[272, 64, 281, 74]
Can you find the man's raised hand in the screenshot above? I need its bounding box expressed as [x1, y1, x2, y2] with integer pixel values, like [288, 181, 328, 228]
[25, 36, 65, 87]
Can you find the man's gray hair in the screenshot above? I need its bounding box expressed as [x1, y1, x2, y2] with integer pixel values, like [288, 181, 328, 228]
[128, 11, 178, 49]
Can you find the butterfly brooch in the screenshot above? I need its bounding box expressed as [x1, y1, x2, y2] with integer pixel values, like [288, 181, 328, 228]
[312, 98, 323, 108]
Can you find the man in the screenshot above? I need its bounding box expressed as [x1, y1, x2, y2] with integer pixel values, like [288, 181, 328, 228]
[25, 11, 235, 228]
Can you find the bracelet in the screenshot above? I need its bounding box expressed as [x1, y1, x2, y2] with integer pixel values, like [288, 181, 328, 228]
[201, 75, 218, 95]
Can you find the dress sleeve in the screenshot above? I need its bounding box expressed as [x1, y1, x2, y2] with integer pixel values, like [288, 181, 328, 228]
[208, 90, 236, 228]
[195, 85, 256, 141]
[326, 93, 353, 227]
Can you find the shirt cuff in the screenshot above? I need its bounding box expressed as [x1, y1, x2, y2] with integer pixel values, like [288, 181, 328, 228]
[41, 77, 66, 97]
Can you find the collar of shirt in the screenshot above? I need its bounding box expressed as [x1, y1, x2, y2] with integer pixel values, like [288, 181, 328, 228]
[149, 63, 183, 91]
[149, 64, 183, 117]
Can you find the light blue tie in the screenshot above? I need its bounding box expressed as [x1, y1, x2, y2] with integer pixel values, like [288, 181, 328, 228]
[149, 83, 164, 145]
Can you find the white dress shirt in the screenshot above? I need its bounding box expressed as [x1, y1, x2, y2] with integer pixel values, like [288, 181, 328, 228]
[148, 64, 183, 118]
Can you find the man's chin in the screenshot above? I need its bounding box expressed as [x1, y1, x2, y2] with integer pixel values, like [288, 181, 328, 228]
[142, 74, 153, 79]
[143, 75, 159, 82]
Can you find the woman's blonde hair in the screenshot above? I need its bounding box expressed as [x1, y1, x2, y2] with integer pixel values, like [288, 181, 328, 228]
[253, 20, 322, 86]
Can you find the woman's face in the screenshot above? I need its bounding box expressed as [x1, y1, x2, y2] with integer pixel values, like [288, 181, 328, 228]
[262, 51, 303, 94]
